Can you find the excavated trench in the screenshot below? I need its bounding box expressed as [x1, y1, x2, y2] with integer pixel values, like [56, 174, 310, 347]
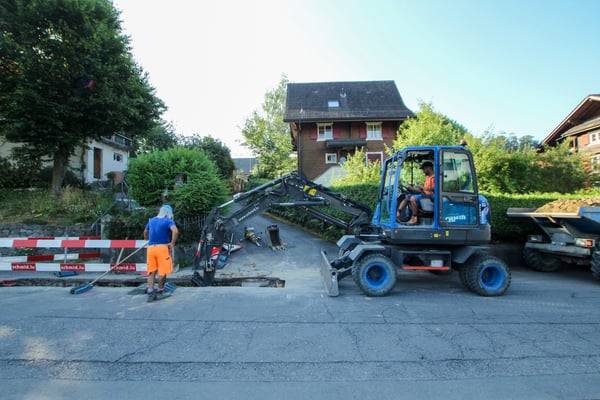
[0, 276, 285, 289]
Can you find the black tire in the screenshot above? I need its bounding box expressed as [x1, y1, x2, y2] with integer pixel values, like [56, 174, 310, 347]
[352, 253, 397, 297]
[523, 247, 561, 272]
[465, 254, 511, 296]
[591, 250, 600, 281]
[458, 254, 485, 292]
[458, 265, 473, 291]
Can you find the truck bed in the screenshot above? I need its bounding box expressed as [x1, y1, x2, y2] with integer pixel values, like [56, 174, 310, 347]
[507, 207, 600, 235]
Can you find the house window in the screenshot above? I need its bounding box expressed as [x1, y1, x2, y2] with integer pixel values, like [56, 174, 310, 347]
[590, 131, 600, 144]
[317, 123, 333, 141]
[591, 154, 600, 172]
[366, 122, 382, 140]
[325, 153, 337, 164]
[113, 153, 123, 162]
[328, 100, 339, 108]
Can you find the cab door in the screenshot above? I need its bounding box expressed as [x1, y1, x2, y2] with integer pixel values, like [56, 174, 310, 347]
[439, 149, 479, 227]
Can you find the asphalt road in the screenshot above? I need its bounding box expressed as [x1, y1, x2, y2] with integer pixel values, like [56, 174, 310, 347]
[1, 215, 599, 400]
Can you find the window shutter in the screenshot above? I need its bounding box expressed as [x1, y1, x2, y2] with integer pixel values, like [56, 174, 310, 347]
[333, 123, 342, 139]
[359, 124, 367, 139]
[580, 134, 590, 146]
[310, 125, 317, 140]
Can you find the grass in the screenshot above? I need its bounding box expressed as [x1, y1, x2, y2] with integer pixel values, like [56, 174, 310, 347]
[0, 187, 114, 226]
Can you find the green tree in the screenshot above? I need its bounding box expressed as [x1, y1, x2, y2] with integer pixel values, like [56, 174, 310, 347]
[472, 132, 586, 193]
[241, 74, 294, 179]
[0, 0, 164, 196]
[345, 101, 587, 194]
[392, 101, 469, 149]
[534, 142, 588, 192]
[126, 146, 228, 219]
[178, 134, 236, 179]
[335, 149, 383, 185]
[133, 120, 178, 153]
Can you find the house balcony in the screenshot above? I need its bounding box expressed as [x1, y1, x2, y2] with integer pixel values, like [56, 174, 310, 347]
[325, 138, 367, 149]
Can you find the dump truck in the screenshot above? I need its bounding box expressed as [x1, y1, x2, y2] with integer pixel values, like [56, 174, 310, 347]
[193, 145, 511, 297]
[507, 204, 600, 281]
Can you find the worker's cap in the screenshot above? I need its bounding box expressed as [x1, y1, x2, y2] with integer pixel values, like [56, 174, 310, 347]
[158, 204, 174, 219]
[421, 161, 433, 169]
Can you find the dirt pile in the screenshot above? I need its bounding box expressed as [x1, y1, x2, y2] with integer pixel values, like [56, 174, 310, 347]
[536, 197, 600, 213]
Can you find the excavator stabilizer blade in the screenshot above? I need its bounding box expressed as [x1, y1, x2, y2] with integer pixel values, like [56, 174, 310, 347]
[320, 250, 339, 297]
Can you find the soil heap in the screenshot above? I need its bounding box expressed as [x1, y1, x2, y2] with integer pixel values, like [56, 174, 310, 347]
[536, 197, 600, 213]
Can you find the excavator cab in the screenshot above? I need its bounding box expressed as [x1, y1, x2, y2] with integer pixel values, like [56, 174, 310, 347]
[372, 145, 490, 245]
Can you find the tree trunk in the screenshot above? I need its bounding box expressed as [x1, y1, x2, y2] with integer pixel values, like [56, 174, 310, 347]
[51, 152, 68, 197]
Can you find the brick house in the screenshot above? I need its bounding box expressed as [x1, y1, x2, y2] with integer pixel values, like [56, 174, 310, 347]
[283, 80, 415, 183]
[542, 94, 600, 187]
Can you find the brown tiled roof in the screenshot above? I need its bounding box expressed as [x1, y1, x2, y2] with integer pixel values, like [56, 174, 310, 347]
[284, 80, 415, 122]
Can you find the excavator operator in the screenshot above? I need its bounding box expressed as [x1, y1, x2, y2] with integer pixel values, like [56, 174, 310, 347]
[397, 161, 434, 225]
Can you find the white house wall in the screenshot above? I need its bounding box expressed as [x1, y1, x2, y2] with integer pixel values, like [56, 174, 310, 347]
[0, 139, 128, 184]
[79, 139, 128, 183]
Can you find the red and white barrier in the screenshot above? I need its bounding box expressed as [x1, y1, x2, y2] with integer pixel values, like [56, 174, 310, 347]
[0, 237, 147, 273]
[0, 239, 146, 249]
[0, 262, 146, 273]
[3, 236, 100, 240]
[0, 252, 101, 263]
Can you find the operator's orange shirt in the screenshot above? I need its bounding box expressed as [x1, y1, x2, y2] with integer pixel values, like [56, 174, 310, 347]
[423, 175, 434, 195]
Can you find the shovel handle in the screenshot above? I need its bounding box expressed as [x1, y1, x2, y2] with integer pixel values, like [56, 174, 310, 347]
[89, 242, 148, 285]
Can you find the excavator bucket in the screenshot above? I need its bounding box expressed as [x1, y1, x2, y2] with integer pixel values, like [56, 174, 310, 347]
[266, 224, 285, 250]
[320, 250, 339, 296]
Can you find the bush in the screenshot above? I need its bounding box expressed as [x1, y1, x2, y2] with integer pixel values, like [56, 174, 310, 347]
[246, 175, 272, 190]
[485, 190, 600, 242]
[0, 187, 113, 225]
[0, 157, 19, 189]
[104, 208, 154, 241]
[0, 156, 86, 189]
[126, 146, 229, 219]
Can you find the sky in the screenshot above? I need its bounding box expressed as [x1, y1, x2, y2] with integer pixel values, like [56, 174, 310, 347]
[112, 0, 600, 157]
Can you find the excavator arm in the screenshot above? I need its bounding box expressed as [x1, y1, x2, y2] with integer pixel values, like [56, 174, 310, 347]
[192, 171, 372, 286]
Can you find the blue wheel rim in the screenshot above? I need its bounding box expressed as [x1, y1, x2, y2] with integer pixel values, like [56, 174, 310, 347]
[363, 263, 390, 289]
[479, 265, 504, 290]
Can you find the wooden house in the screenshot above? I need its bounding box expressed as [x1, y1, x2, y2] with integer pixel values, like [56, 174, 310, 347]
[542, 94, 600, 186]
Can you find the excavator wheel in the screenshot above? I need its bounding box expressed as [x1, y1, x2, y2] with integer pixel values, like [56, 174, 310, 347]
[465, 254, 511, 296]
[352, 253, 397, 297]
[458, 264, 473, 291]
[522, 247, 561, 272]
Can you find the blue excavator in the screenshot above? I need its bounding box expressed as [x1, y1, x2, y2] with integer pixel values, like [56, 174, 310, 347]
[193, 145, 511, 297]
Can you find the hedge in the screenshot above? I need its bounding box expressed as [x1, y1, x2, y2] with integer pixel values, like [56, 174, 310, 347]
[265, 181, 595, 243]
